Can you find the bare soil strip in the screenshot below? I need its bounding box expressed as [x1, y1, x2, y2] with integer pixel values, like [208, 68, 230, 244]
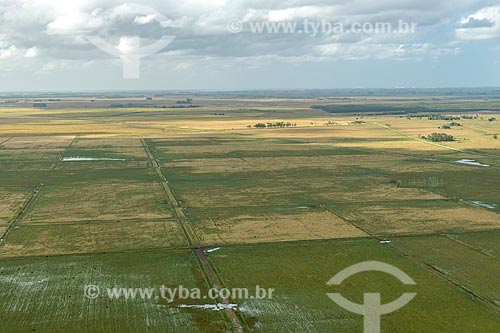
[196, 247, 246, 333]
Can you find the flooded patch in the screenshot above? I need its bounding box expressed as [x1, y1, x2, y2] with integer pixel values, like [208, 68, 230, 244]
[469, 201, 498, 209]
[432, 265, 450, 276]
[60, 157, 127, 162]
[455, 159, 490, 167]
[273, 206, 311, 211]
[0, 276, 49, 286]
[177, 303, 239, 311]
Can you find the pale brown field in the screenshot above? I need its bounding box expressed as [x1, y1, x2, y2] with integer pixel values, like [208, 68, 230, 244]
[194, 209, 367, 245]
[2, 136, 75, 149]
[21, 183, 172, 224]
[316, 184, 445, 203]
[0, 103, 499, 252]
[0, 188, 31, 226]
[1, 220, 186, 257]
[338, 202, 500, 235]
[71, 138, 144, 148]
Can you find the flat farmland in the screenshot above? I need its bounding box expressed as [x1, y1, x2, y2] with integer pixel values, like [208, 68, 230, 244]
[0, 186, 33, 235]
[330, 200, 500, 236]
[0, 134, 187, 258]
[208, 239, 500, 332]
[1, 220, 187, 257]
[187, 206, 367, 245]
[0, 98, 499, 332]
[0, 250, 227, 332]
[391, 235, 500, 308]
[21, 182, 172, 224]
[154, 135, 491, 243]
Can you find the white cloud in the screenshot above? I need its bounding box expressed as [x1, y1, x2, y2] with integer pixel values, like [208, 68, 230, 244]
[0, 0, 494, 87]
[134, 14, 156, 25]
[0, 45, 41, 60]
[43, 0, 90, 14]
[46, 10, 104, 35]
[268, 6, 336, 22]
[0, 45, 19, 60]
[117, 36, 139, 55]
[456, 5, 500, 40]
[25, 46, 40, 58]
[317, 41, 459, 60]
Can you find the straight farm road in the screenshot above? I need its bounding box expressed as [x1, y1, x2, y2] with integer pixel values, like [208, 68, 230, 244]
[141, 139, 248, 332]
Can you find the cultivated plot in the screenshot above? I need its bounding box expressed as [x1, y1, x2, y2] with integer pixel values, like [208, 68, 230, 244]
[1, 220, 187, 257]
[330, 200, 500, 235]
[187, 206, 366, 245]
[21, 182, 173, 224]
[0, 250, 227, 332]
[208, 239, 500, 332]
[391, 235, 500, 308]
[0, 187, 33, 236]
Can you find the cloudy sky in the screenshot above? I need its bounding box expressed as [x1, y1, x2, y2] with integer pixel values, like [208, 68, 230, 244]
[0, 0, 499, 91]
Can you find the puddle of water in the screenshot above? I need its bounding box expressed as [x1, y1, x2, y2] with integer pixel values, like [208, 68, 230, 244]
[60, 157, 127, 162]
[273, 206, 311, 211]
[455, 159, 490, 167]
[470, 201, 498, 209]
[177, 303, 239, 311]
[0, 276, 48, 286]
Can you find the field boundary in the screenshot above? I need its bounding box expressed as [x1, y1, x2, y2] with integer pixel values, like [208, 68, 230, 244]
[141, 139, 198, 246]
[0, 184, 43, 243]
[51, 134, 79, 170]
[371, 121, 500, 160]
[142, 138, 248, 332]
[321, 204, 500, 315]
[0, 137, 12, 147]
[195, 247, 247, 332]
[442, 234, 500, 262]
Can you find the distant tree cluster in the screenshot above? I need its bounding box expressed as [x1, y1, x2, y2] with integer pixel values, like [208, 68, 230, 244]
[407, 114, 477, 121]
[324, 121, 338, 126]
[427, 114, 461, 121]
[488, 117, 497, 122]
[422, 133, 455, 142]
[176, 98, 193, 105]
[253, 122, 297, 128]
[440, 122, 461, 129]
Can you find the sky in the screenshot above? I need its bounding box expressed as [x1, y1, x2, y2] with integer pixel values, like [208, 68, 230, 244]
[0, 0, 499, 91]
